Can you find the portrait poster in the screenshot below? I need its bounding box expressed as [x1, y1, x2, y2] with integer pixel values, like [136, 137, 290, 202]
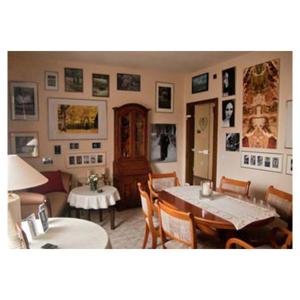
[242, 59, 280, 149]
[48, 98, 107, 140]
[222, 67, 235, 96]
[156, 82, 174, 112]
[150, 124, 176, 162]
[225, 133, 240, 152]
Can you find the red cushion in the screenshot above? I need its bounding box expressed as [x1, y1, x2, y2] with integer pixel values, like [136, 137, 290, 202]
[29, 171, 66, 194]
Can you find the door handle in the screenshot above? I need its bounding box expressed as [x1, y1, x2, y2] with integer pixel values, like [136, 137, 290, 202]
[197, 150, 209, 155]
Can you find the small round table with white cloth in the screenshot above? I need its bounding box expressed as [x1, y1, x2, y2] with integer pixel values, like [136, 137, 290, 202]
[25, 218, 112, 249]
[67, 185, 120, 229]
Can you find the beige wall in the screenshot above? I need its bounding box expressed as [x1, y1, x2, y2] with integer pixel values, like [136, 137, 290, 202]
[184, 51, 292, 198]
[8, 53, 186, 185]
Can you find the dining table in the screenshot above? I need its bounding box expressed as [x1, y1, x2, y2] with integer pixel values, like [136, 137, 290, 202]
[158, 186, 279, 236]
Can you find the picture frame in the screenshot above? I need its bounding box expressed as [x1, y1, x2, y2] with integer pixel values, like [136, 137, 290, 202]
[156, 82, 174, 113]
[25, 213, 39, 238]
[286, 155, 293, 175]
[48, 98, 107, 140]
[222, 99, 235, 127]
[92, 74, 109, 97]
[192, 73, 209, 94]
[92, 142, 101, 149]
[222, 67, 235, 96]
[38, 204, 49, 232]
[45, 71, 59, 90]
[10, 81, 38, 120]
[10, 132, 39, 157]
[117, 73, 141, 91]
[64, 68, 83, 92]
[69, 142, 79, 150]
[285, 100, 292, 149]
[241, 151, 283, 173]
[54, 145, 61, 155]
[225, 133, 240, 152]
[66, 152, 106, 168]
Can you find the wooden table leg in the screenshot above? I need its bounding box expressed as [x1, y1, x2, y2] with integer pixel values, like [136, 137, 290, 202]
[99, 209, 103, 222]
[110, 206, 115, 230]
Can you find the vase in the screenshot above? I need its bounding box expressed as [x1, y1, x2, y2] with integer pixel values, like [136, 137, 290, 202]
[90, 181, 98, 191]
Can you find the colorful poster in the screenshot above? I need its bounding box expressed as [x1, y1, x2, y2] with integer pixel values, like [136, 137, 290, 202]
[242, 59, 280, 148]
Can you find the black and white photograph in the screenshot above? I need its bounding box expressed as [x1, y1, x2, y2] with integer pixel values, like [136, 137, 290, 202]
[192, 72, 209, 93]
[69, 156, 75, 165]
[156, 82, 174, 112]
[76, 156, 82, 164]
[66, 152, 106, 168]
[10, 132, 39, 157]
[69, 142, 79, 150]
[117, 73, 140, 91]
[272, 157, 279, 168]
[92, 74, 109, 97]
[45, 71, 59, 90]
[222, 99, 235, 127]
[90, 155, 96, 164]
[257, 155, 263, 166]
[92, 142, 101, 149]
[10, 81, 38, 120]
[97, 154, 103, 163]
[244, 154, 249, 165]
[225, 133, 240, 151]
[222, 67, 235, 96]
[265, 157, 271, 168]
[65, 68, 83, 92]
[38, 204, 48, 232]
[250, 155, 256, 166]
[83, 155, 90, 164]
[286, 155, 293, 175]
[54, 145, 61, 155]
[151, 124, 176, 162]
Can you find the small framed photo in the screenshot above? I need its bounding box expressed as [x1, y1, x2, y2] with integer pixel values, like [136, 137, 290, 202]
[241, 151, 283, 173]
[225, 133, 240, 151]
[192, 73, 209, 94]
[222, 99, 235, 127]
[69, 156, 75, 165]
[222, 67, 235, 96]
[156, 82, 174, 113]
[117, 73, 141, 91]
[286, 155, 293, 175]
[45, 71, 59, 90]
[67, 152, 106, 168]
[92, 74, 109, 97]
[54, 145, 61, 155]
[38, 204, 49, 232]
[65, 68, 83, 92]
[69, 142, 79, 150]
[10, 81, 38, 120]
[10, 132, 39, 157]
[92, 142, 101, 149]
[25, 213, 39, 238]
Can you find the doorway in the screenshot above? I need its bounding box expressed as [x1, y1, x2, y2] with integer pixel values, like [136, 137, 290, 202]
[185, 98, 218, 188]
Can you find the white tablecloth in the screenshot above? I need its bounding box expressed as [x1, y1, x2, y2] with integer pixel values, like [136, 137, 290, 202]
[68, 185, 120, 209]
[23, 218, 111, 249]
[165, 186, 279, 230]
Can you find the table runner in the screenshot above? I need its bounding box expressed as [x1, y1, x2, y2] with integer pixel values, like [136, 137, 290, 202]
[164, 186, 279, 230]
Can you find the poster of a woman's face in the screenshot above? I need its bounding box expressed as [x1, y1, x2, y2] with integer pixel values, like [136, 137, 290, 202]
[222, 99, 235, 127]
[222, 67, 235, 96]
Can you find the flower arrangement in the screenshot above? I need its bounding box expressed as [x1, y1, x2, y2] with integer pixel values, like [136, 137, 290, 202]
[87, 174, 100, 191]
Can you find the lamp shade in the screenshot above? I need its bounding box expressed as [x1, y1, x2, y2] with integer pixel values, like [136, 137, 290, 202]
[8, 155, 48, 191]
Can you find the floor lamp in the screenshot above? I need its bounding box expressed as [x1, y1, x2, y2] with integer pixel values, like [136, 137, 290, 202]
[8, 155, 48, 249]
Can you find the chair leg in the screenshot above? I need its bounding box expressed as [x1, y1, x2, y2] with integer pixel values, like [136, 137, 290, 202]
[151, 231, 157, 249]
[142, 224, 149, 249]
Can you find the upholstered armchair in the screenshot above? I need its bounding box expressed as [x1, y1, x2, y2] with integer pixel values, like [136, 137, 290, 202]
[17, 171, 72, 219]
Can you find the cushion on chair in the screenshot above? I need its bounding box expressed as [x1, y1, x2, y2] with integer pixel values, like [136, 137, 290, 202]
[163, 240, 190, 249]
[152, 177, 176, 191]
[30, 171, 66, 194]
[267, 193, 292, 221]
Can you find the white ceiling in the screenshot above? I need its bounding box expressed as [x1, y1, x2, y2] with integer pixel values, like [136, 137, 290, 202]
[13, 51, 251, 73]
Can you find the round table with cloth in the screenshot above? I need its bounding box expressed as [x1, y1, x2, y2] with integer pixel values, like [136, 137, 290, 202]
[67, 185, 120, 229]
[24, 218, 112, 249]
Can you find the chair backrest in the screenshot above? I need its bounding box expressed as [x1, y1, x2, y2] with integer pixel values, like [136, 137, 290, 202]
[157, 200, 197, 249]
[219, 176, 250, 198]
[265, 186, 292, 222]
[148, 172, 180, 192]
[137, 183, 155, 230]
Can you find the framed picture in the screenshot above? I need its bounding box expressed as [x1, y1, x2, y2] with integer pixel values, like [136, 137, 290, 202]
[222, 67, 235, 96]
[38, 204, 49, 232]
[286, 155, 293, 175]
[64, 68, 83, 92]
[92, 74, 109, 97]
[69, 142, 79, 150]
[92, 142, 101, 149]
[54, 145, 61, 155]
[192, 73, 209, 94]
[156, 82, 174, 113]
[10, 81, 38, 120]
[225, 133, 240, 152]
[117, 73, 140, 91]
[45, 71, 59, 90]
[285, 100, 292, 149]
[241, 151, 283, 173]
[48, 98, 107, 140]
[150, 124, 176, 162]
[222, 99, 235, 127]
[10, 132, 39, 157]
[66, 152, 106, 168]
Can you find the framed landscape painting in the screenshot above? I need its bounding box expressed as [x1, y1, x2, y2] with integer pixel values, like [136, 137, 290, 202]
[192, 73, 209, 94]
[65, 68, 83, 92]
[10, 81, 38, 120]
[117, 73, 141, 91]
[92, 74, 109, 97]
[48, 98, 107, 140]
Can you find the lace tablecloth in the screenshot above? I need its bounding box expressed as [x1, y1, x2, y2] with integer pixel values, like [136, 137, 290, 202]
[164, 186, 279, 230]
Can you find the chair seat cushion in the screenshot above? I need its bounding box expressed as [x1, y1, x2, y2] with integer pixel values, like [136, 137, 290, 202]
[163, 240, 190, 249]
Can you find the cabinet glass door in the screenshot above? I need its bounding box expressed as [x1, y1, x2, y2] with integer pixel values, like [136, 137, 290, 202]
[121, 114, 131, 158]
[134, 112, 145, 157]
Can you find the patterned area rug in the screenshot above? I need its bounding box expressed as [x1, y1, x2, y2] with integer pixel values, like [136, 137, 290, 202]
[70, 207, 222, 249]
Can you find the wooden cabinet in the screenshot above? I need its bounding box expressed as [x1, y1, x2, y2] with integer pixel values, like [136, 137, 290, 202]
[113, 103, 151, 209]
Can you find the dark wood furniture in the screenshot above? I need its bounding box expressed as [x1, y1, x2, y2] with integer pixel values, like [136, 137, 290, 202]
[113, 103, 151, 209]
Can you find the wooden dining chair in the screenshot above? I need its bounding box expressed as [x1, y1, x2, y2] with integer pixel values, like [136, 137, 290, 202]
[137, 182, 159, 249]
[157, 200, 197, 249]
[265, 186, 292, 229]
[225, 227, 292, 249]
[218, 176, 250, 198]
